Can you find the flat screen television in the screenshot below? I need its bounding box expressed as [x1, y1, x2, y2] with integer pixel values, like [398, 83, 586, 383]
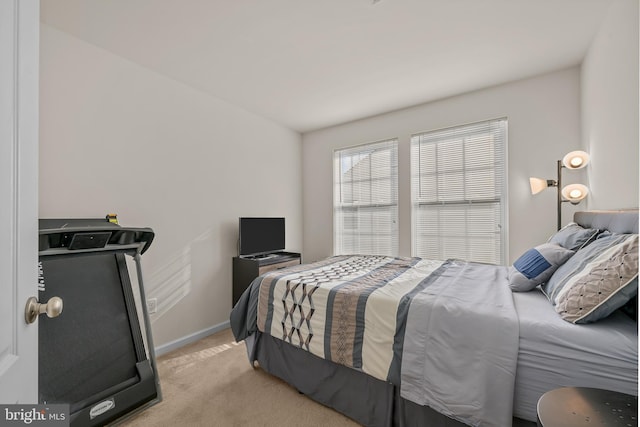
[239, 217, 285, 257]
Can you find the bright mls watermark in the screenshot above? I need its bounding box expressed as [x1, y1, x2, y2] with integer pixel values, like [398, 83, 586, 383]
[0, 405, 69, 426]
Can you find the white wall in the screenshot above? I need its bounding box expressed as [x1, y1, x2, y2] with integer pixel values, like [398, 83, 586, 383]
[39, 25, 302, 348]
[581, 0, 639, 210]
[302, 68, 583, 265]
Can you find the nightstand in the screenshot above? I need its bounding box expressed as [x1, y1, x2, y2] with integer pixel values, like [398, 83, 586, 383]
[537, 387, 637, 426]
[232, 252, 301, 306]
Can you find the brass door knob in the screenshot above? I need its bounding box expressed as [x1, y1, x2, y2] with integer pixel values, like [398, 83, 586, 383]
[25, 296, 63, 324]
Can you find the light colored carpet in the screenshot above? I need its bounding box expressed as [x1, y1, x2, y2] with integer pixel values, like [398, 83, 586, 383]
[119, 328, 535, 427]
[119, 328, 359, 427]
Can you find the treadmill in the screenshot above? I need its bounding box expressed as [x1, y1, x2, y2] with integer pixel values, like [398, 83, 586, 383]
[37, 217, 160, 427]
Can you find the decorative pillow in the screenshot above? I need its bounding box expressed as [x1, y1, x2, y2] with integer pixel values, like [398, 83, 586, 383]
[548, 222, 600, 251]
[543, 233, 638, 324]
[508, 243, 574, 292]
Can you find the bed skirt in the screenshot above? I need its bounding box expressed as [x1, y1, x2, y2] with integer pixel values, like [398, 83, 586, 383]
[252, 331, 466, 427]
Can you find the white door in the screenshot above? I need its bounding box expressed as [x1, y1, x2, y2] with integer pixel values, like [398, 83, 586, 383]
[0, 0, 39, 403]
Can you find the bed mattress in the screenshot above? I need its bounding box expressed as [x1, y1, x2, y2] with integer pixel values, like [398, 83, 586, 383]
[512, 288, 638, 421]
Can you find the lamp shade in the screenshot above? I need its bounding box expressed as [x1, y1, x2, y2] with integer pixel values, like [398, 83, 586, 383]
[561, 183, 589, 203]
[530, 177, 554, 195]
[562, 151, 590, 169]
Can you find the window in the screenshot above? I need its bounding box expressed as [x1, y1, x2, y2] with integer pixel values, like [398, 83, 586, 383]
[334, 139, 398, 256]
[411, 118, 507, 264]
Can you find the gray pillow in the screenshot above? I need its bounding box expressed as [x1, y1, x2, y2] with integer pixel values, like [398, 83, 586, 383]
[508, 243, 574, 292]
[548, 222, 600, 251]
[543, 233, 638, 324]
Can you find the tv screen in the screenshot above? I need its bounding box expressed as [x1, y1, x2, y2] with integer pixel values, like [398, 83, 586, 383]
[239, 217, 285, 256]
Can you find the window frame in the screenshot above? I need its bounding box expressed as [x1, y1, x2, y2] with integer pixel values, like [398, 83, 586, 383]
[333, 138, 399, 256]
[410, 118, 508, 265]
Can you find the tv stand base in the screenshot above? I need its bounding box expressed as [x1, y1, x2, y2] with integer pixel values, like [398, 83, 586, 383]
[232, 252, 301, 305]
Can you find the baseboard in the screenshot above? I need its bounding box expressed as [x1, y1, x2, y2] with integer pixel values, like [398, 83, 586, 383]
[154, 320, 231, 357]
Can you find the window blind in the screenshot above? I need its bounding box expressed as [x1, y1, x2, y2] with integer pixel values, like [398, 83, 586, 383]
[411, 119, 507, 264]
[334, 139, 398, 256]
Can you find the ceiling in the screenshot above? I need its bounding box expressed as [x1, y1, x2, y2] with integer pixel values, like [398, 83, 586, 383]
[40, 0, 613, 133]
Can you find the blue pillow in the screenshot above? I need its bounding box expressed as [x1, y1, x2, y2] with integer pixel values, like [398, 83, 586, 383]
[548, 222, 600, 251]
[543, 233, 638, 323]
[508, 243, 574, 292]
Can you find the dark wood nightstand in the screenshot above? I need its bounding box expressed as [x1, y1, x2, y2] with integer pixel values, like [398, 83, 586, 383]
[232, 252, 301, 306]
[537, 387, 637, 426]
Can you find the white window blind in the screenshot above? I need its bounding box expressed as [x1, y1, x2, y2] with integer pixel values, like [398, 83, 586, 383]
[334, 139, 398, 256]
[411, 118, 507, 264]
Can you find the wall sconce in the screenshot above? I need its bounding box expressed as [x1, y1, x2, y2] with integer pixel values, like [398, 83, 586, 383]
[529, 150, 590, 230]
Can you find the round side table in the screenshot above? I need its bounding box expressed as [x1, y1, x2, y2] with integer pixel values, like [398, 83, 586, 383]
[537, 387, 637, 426]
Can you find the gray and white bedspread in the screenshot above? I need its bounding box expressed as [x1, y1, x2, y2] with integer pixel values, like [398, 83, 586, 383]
[230, 255, 519, 426]
[400, 259, 519, 427]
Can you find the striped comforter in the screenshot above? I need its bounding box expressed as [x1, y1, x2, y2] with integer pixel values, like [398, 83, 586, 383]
[256, 255, 444, 382]
[230, 255, 519, 426]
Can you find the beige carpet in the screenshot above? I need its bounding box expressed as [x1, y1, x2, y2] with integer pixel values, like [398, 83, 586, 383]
[119, 328, 535, 427]
[119, 328, 359, 427]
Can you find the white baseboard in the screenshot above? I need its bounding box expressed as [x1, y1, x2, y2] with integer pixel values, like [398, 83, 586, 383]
[154, 320, 231, 357]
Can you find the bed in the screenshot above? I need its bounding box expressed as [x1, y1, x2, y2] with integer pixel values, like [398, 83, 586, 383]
[230, 210, 638, 426]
